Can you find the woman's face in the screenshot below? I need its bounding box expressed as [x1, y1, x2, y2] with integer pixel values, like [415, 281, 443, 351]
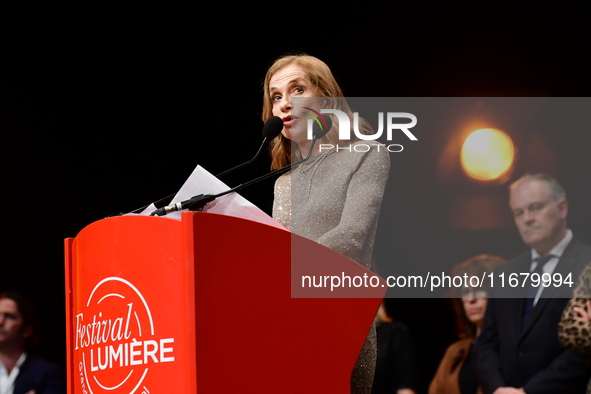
[461, 289, 488, 326]
[268, 63, 323, 147]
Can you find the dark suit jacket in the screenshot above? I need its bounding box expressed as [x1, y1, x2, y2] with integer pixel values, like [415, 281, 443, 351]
[372, 322, 419, 394]
[475, 237, 591, 394]
[14, 355, 65, 394]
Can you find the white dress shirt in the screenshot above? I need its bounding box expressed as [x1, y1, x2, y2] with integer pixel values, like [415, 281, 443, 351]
[0, 353, 27, 394]
[529, 229, 573, 305]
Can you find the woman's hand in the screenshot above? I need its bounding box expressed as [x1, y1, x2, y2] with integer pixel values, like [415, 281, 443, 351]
[572, 300, 591, 323]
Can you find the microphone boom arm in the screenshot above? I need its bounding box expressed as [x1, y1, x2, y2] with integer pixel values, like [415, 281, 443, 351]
[150, 137, 320, 216]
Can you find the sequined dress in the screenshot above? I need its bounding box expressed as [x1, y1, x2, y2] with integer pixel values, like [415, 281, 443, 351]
[273, 141, 390, 394]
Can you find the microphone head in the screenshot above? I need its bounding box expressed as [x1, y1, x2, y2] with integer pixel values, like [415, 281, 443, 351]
[312, 113, 332, 139]
[262, 116, 284, 139]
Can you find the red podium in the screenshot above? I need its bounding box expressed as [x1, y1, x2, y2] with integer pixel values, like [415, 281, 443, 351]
[65, 212, 385, 393]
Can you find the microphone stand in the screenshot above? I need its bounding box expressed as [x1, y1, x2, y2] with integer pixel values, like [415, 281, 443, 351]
[117, 137, 273, 216]
[150, 137, 321, 216]
[110, 117, 284, 217]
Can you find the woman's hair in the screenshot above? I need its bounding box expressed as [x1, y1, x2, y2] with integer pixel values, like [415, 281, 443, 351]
[449, 254, 506, 337]
[0, 291, 40, 349]
[262, 53, 373, 169]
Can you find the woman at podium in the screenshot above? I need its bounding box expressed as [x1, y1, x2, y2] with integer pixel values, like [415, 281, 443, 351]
[263, 54, 390, 394]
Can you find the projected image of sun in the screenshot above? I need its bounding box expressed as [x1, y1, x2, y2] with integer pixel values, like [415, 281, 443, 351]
[461, 128, 515, 181]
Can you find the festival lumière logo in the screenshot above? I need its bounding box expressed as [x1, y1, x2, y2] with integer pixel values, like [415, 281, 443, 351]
[75, 277, 175, 393]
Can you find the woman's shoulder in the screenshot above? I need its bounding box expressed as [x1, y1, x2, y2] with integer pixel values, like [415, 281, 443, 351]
[274, 170, 291, 187]
[438, 337, 473, 360]
[579, 262, 591, 280]
[325, 141, 390, 186]
[447, 336, 473, 349]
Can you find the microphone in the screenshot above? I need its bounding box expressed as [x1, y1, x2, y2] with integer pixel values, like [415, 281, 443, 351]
[122, 117, 283, 216]
[150, 114, 332, 216]
[216, 116, 283, 177]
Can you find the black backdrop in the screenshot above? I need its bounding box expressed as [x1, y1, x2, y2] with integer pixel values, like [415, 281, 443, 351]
[2, 13, 590, 393]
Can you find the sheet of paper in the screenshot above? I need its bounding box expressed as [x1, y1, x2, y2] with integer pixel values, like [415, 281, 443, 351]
[137, 165, 287, 230]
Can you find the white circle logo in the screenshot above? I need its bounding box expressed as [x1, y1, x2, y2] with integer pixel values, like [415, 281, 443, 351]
[75, 277, 174, 393]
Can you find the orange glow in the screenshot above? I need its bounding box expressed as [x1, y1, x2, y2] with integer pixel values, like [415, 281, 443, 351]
[461, 128, 515, 181]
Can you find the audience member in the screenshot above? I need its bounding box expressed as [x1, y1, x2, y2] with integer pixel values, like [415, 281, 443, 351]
[429, 254, 505, 394]
[559, 262, 591, 393]
[475, 173, 591, 394]
[372, 301, 419, 394]
[0, 291, 64, 394]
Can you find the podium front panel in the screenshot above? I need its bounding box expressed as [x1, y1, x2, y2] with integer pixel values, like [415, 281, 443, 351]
[66, 212, 384, 393]
[66, 215, 196, 393]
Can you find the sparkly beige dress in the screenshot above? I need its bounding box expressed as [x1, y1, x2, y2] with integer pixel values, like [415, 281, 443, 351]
[273, 141, 390, 394]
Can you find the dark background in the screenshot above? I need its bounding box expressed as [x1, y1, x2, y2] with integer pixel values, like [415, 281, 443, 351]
[2, 12, 590, 393]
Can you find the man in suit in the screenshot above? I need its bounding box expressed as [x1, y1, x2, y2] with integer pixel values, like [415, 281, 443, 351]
[0, 291, 64, 394]
[475, 173, 591, 394]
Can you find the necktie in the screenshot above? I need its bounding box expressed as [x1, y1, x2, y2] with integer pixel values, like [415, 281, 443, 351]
[522, 254, 554, 326]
